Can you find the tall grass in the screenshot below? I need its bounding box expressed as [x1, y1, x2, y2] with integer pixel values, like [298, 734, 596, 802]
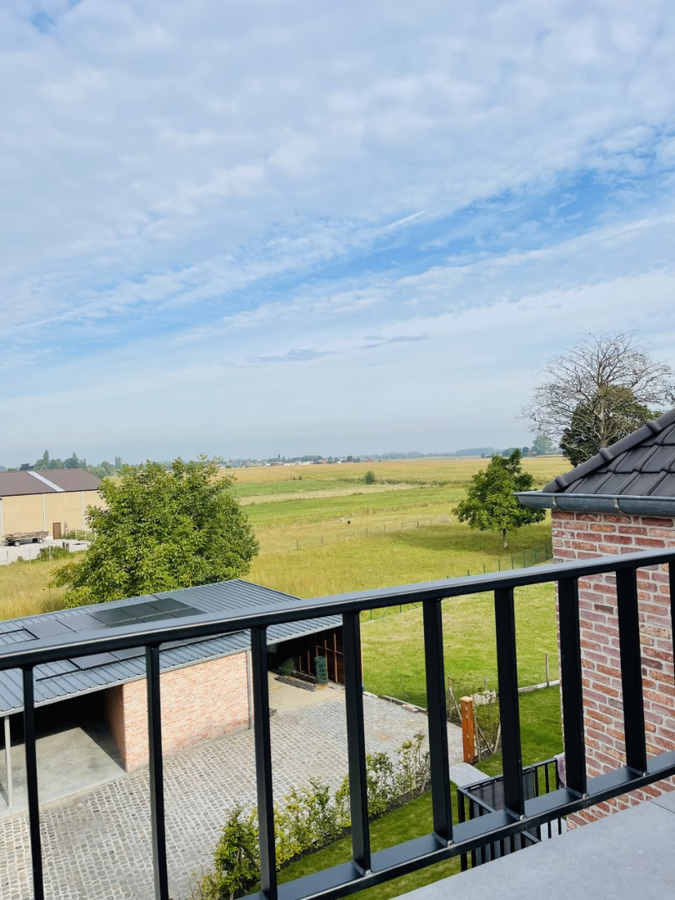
[0, 558, 69, 621]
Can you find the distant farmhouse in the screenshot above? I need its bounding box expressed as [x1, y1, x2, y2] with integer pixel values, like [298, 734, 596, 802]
[518, 407, 675, 822]
[0, 469, 103, 540]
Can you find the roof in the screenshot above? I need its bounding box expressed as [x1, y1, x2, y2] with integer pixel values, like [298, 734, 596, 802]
[517, 407, 675, 516]
[0, 580, 339, 716]
[0, 469, 102, 498]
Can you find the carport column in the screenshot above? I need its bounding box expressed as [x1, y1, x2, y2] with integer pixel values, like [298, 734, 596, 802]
[4, 716, 12, 808]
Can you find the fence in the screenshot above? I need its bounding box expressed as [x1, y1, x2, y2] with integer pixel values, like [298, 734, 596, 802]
[362, 540, 553, 622]
[259, 517, 441, 555]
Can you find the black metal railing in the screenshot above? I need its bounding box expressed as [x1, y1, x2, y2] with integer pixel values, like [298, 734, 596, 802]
[456, 758, 563, 869]
[1, 549, 674, 900]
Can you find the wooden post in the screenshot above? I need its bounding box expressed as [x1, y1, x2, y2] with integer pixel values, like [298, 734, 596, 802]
[460, 696, 476, 763]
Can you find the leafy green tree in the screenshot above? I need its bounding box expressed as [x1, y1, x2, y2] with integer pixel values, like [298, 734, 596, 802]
[54, 457, 258, 607]
[363, 469, 377, 484]
[455, 450, 545, 549]
[559, 385, 656, 467]
[531, 434, 554, 456]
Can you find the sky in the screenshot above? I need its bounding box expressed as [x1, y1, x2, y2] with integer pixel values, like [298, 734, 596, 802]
[1, 1, 675, 465]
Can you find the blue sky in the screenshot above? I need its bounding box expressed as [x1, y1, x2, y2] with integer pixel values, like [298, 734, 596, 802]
[2, 0, 675, 464]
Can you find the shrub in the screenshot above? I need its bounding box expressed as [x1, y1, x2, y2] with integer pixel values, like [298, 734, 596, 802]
[38, 545, 72, 561]
[196, 734, 430, 898]
[363, 470, 377, 484]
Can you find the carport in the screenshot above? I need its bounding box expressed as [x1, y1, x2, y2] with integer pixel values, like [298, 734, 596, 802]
[0, 578, 341, 799]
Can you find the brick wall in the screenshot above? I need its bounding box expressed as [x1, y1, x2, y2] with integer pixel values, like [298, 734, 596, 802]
[103, 651, 251, 770]
[552, 509, 675, 824]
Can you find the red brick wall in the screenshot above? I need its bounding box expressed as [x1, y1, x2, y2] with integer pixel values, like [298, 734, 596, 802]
[103, 651, 251, 770]
[552, 510, 675, 824]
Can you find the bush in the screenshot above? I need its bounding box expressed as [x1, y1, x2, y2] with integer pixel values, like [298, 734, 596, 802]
[196, 734, 430, 898]
[38, 545, 71, 561]
[363, 470, 377, 484]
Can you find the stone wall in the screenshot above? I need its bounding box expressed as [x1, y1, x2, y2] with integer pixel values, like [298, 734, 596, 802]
[103, 651, 251, 770]
[552, 509, 675, 823]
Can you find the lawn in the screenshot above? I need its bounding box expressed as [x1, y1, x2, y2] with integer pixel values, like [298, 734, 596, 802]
[358, 582, 558, 705]
[277, 688, 562, 900]
[248, 521, 552, 595]
[278, 792, 460, 900]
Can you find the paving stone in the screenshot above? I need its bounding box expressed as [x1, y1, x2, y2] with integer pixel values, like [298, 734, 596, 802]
[0, 689, 463, 900]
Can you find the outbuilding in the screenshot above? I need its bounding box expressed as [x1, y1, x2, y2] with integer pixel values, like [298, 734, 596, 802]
[517, 407, 675, 821]
[0, 579, 342, 793]
[0, 469, 104, 541]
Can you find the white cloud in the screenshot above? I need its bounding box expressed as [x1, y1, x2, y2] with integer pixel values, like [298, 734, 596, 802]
[0, 1, 674, 459]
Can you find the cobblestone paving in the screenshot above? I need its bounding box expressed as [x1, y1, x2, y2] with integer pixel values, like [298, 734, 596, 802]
[0, 688, 463, 900]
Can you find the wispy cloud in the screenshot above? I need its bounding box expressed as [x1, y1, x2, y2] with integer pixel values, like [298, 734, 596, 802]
[1, 1, 674, 459]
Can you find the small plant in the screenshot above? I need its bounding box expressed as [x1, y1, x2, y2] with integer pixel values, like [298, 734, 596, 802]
[196, 734, 430, 897]
[363, 470, 377, 485]
[38, 546, 71, 561]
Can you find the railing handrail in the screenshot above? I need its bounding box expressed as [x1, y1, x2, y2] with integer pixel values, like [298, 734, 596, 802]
[1, 547, 674, 671]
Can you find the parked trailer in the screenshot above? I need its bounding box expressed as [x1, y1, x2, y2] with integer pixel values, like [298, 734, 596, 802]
[3, 531, 48, 547]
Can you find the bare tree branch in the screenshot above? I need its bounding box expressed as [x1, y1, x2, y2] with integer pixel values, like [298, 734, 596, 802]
[521, 332, 675, 445]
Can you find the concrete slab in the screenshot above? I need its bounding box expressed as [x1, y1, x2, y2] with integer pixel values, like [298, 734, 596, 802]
[402, 799, 675, 900]
[0, 698, 124, 818]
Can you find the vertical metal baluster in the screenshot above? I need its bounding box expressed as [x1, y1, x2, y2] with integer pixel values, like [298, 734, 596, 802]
[251, 627, 277, 900]
[146, 646, 169, 900]
[23, 667, 44, 900]
[457, 790, 468, 871]
[494, 588, 525, 817]
[616, 568, 648, 773]
[558, 577, 587, 795]
[423, 599, 453, 843]
[342, 612, 371, 873]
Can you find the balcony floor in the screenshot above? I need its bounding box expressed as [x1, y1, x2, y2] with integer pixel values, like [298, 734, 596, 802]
[404, 791, 675, 900]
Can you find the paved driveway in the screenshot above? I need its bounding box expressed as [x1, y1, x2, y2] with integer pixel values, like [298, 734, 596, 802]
[0, 680, 463, 900]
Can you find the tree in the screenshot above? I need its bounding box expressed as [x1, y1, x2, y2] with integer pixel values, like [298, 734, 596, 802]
[54, 457, 259, 607]
[363, 470, 377, 484]
[559, 384, 655, 467]
[523, 332, 675, 464]
[531, 434, 554, 456]
[455, 450, 545, 548]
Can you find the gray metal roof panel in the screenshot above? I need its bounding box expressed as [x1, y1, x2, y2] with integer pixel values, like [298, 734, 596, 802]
[0, 579, 340, 716]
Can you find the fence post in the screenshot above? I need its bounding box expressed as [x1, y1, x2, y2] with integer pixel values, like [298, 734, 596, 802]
[460, 697, 476, 763]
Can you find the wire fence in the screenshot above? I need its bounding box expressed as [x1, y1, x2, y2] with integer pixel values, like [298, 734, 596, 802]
[361, 540, 554, 622]
[259, 516, 446, 555]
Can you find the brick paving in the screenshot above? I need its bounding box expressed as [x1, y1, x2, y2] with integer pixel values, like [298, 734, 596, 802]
[0, 685, 463, 900]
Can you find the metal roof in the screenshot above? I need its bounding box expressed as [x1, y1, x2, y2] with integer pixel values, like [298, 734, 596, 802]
[0, 580, 339, 716]
[0, 468, 102, 498]
[517, 407, 675, 516]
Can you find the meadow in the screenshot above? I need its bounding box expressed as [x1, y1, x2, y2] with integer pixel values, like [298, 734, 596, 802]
[1, 457, 565, 701]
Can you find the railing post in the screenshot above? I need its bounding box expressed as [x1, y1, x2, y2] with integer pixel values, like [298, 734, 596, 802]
[23, 667, 44, 900]
[616, 568, 648, 773]
[558, 577, 587, 795]
[423, 599, 453, 843]
[342, 612, 371, 873]
[494, 588, 525, 817]
[251, 626, 277, 900]
[146, 645, 170, 900]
